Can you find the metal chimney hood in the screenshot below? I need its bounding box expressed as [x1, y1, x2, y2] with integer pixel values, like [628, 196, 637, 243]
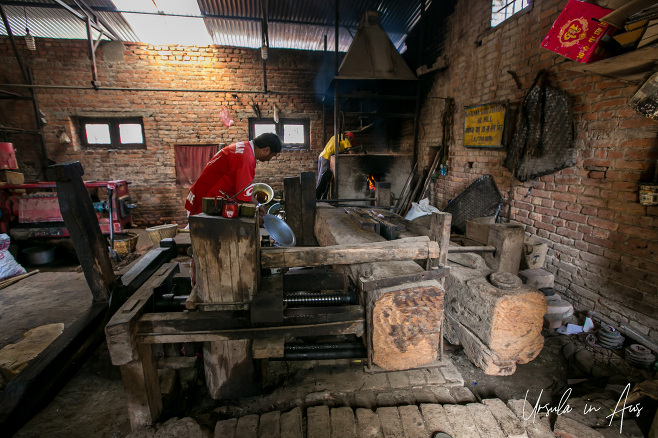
[337, 11, 417, 81]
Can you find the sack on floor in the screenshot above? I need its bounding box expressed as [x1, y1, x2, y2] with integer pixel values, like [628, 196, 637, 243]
[405, 198, 440, 221]
[0, 234, 26, 281]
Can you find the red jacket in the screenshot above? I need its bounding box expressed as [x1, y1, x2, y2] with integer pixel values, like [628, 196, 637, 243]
[185, 141, 256, 215]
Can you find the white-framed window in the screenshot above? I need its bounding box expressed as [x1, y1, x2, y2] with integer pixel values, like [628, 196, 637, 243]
[248, 118, 310, 151]
[78, 117, 146, 149]
[491, 0, 531, 27]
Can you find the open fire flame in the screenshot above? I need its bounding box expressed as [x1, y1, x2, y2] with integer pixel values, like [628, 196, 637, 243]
[367, 174, 376, 191]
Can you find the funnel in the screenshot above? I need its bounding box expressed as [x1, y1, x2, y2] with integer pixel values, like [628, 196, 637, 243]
[252, 183, 274, 205]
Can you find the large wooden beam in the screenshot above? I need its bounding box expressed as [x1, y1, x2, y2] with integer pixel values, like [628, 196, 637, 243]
[189, 213, 260, 400]
[135, 306, 365, 344]
[47, 161, 115, 302]
[261, 237, 440, 268]
[106, 263, 180, 366]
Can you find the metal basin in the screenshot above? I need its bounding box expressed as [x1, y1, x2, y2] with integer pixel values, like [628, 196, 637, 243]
[263, 214, 296, 247]
[21, 246, 55, 265]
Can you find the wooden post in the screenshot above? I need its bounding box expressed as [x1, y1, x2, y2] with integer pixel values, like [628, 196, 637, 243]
[119, 344, 162, 428]
[106, 262, 179, 429]
[426, 211, 451, 270]
[300, 172, 317, 246]
[47, 161, 115, 301]
[426, 211, 451, 360]
[189, 214, 259, 399]
[284, 176, 303, 243]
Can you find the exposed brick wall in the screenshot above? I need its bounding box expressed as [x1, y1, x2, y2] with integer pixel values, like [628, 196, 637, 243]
[0, 39, 328, 227]
[411, 0, 658, 340]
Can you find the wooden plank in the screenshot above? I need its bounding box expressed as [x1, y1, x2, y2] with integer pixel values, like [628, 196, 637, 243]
[251, 274, 283, 323]
[359, 268, 450, 292]
[0, 323, 64, 378]
[260, 239, 440, 268]
[236, 414, 260, 438]
[307, 405, 331, 438]
[47, 161, 115, 302]
[214, 418, 238, 438]
[137, 312, 365, 344]
[331, 407, 357, 437]
[344, 207, 380, 233]
[284, 176, 303, 245]
[280, 407, 303, 438]
[119, 247, 173, 291]
[300, 171, 317, 246]
[565, 43, 658, 82]
[189, 214, 258, 304]
[376, 407, 404, 438]
[448, 245, 496, 253]
[355, 408, 383, 438]
[398, 406, 427, 438]
[283, 268, 346, 292]
[419, 147, 442, 201]
[119, 343, 162, 429]
[354, 208, 399, 240]
[0, 301, 108, 436]
[259, 411, 281, 438]
[106, 263, 179, 366]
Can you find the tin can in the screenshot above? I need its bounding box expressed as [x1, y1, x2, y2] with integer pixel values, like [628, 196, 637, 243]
[222, 199, 238, 218]
[639, 183, 658, 206]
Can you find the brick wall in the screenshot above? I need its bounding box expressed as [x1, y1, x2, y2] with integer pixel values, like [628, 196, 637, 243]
[0, 38, 329, 226]
[412, 0, 658, 340]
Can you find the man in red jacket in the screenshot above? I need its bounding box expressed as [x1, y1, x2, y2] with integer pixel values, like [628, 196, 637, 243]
[185, 133, 282, 216]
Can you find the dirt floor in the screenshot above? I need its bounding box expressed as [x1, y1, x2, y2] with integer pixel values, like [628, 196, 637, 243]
[3, 229, 657, 437]
[11, 325, 656, 437]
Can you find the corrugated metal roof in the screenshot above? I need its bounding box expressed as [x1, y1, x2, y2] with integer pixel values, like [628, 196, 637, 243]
[0, 0, 428, 52]
[0, 1, 138, 42]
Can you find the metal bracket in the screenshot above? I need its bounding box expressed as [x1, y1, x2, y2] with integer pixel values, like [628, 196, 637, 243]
[359, 266, 450, 292]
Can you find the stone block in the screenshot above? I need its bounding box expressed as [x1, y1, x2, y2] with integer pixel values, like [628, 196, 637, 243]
[518, 268, 555, 289]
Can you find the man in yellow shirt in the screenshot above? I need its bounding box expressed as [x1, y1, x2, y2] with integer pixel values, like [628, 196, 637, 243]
[316, 132, 355, 188]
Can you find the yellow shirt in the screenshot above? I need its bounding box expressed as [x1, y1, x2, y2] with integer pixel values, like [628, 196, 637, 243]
[319, 135, 352, 160]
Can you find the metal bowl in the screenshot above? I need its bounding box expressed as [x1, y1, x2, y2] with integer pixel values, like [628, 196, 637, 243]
[267, 203, 286, 219]
[21, 246, 55, 265]
[263, 214, 296, 247]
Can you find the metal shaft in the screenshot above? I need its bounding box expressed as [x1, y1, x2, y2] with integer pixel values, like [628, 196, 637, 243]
[283, 292, 355, 307]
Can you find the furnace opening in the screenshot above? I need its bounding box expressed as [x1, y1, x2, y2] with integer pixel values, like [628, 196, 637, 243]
[366, 174, 379, 196]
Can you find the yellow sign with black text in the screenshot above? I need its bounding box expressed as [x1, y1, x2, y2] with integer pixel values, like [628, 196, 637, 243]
[464, 103, 506, 148]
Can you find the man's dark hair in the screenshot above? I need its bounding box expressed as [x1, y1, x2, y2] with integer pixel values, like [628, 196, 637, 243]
[254, 133, 283, 153]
